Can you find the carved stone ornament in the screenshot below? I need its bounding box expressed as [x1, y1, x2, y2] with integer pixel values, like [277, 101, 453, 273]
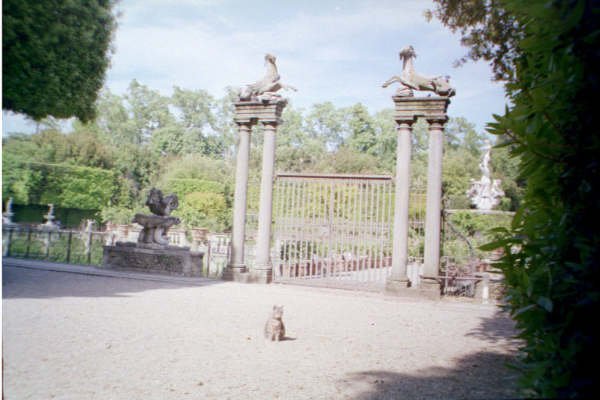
[238, 53, 297, 102]
[133, 188, 181, 246]
[382, 45, 456, 97]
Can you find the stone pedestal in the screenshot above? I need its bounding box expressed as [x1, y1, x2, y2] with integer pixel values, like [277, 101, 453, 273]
[224, 99, 287, 283]
[418, 278, 442, 300]
[103, 242, 204, 277]
[386, 96, 449, 299]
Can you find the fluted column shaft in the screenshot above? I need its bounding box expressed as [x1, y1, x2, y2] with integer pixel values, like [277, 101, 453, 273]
[255, 122, 277, 271]
[229, 123, 252, 271]
[390, 121, 413, 283]
[423, 120, 445, 279]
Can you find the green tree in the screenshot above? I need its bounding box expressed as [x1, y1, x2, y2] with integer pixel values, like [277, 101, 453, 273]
[431, 0, 600, 396]
[276, 105, 327, 172]
[444, 117, 486, 155]
[170, 86, 223, 156]
[425, 0, 521, 82]
[153, 155, 233, 231]
[315, 146, 381, 174]
[346, 103, 377, 154]
[305, 102, 347, 151]
[490, 138, 523, 211]
[2, 0, 117, 122]
[442, 147, 480, 208]
[370, 109, 397, 173]
[93, 90, 138, 147]
[213, 87, 239, 160]
[126, 80, 175, 144]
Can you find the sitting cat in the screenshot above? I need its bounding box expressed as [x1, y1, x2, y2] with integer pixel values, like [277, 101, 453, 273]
[264, 305, 286, 341]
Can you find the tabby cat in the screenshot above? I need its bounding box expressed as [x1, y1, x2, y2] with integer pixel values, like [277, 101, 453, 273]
[264, 305, 285, 341]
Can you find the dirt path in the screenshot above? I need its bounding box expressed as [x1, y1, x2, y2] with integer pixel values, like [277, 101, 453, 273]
[2, 266, 521, 399]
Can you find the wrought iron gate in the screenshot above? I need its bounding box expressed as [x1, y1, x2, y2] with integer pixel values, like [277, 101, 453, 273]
[272, 173, 395, 289]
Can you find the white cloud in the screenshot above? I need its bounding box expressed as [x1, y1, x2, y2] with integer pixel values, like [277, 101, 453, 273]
[3, 0, 506, 134]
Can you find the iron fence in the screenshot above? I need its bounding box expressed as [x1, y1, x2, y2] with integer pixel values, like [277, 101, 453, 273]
[3, 225, 108, 266]
[2, 225, 236, 279]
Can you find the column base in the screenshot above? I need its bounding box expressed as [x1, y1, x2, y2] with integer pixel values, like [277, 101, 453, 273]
[248, 265, 273, 284]
[418, 277, 442, 300]
[222, 265, 249, 282]
[385, 278, 415, 296]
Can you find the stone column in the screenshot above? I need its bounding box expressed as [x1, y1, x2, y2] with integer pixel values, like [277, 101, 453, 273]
[224, 99, 286, 283]
[224, 122, 252, 280]
[385, 96, 449, 299]
[387, 119, 413, 291]
[253, 122, 278, 283]
[422, 118, 446, 298]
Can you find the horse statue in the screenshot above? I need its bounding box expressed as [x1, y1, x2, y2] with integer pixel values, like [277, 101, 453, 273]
[238, 53, 297, 102]
[382, 45, 455, 97]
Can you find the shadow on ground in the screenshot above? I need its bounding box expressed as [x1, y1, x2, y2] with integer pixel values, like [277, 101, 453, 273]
[466, 309, 522, 345]
[2, 265, 223, 300]
[343, 351, 522, 400]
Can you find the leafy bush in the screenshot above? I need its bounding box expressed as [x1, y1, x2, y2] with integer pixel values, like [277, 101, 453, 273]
[431, 0, 600, 396]
[162, 179, 225, 198]
[174, 191, 229, 231]
[3, 159, 118, 210]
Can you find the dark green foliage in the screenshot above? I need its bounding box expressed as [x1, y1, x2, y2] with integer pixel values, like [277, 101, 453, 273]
[162, 179, 226, 198]
[2, 158, 118, 210]
[443, 211, 512, 262]
[9, 204, 99, 228]
[2, 0, 117, 122]
[432, 0, 600, 396]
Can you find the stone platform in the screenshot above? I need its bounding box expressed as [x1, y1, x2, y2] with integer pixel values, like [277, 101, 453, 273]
[102, 242, 204, 277]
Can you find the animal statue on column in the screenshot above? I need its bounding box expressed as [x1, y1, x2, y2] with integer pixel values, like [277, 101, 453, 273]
[382, 45, 456, 97]
[238, 53, 297, 102]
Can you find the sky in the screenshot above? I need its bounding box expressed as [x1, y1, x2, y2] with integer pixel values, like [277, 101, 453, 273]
[2, 0, 507, 135]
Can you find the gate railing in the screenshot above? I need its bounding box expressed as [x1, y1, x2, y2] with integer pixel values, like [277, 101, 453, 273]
[272, 173, 396, 285]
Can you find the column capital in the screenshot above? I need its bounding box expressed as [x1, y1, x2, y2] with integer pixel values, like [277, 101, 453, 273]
[234, 120, 255, 128]
[260, 120, 279, 129]
[426, 117, 448, 128]
[392, 96, 449, 124]
[234, 99, 287, 125]
[395, 119, 416, 128]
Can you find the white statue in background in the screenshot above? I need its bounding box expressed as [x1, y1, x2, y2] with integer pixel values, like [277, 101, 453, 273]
[238, 53, 297, 102]
[382, 45, 455, 97]
[3, 197, 15, 225]
[41, 203, 59, 229]
[467, 141, 504, 210]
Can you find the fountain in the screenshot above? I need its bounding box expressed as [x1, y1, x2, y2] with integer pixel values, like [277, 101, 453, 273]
[103, 188, 204, 276]
[467, 141, 504, 210]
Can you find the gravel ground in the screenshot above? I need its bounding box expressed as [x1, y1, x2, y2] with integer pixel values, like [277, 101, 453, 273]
[2, 265, 522, 399]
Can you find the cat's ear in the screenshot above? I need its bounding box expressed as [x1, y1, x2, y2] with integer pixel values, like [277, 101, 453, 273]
[273, 305, 277, 310]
